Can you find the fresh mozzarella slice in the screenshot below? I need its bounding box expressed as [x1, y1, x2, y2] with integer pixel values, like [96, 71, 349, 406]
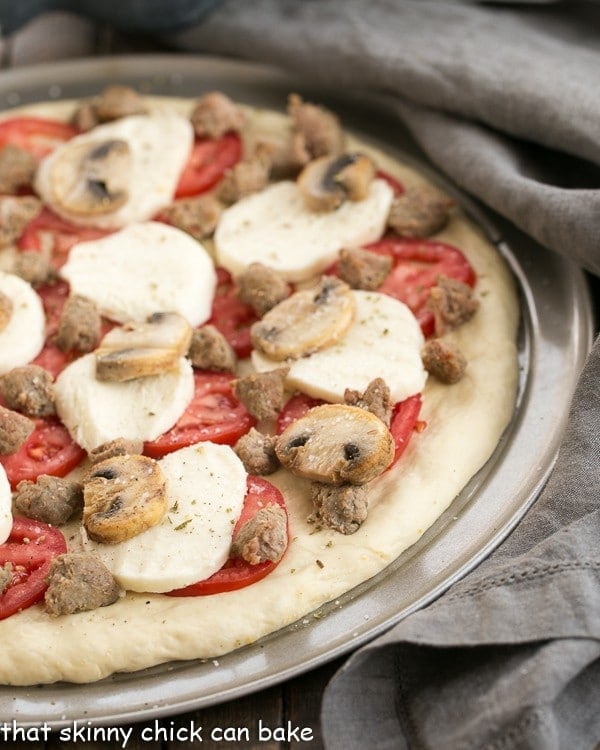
[0, 465, 11, 545]
[54, 353, 194, 452]
[0, 272, 45, 375]
[82, 443, 248, 593]
[215, 179, 394, 283]
[60, 222, 217, 326]
[35, 111, 193, 229]
[253, 290, 427, 403]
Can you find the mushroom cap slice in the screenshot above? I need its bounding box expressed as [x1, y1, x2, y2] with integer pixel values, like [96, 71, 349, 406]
[95, 311, 193, 382]
[83, 454, 168, 544]
[251, 276, 355, 361]
[275, 403, 394, 485]
[49, 138, 132, 216]
[298, 153, 376, 212]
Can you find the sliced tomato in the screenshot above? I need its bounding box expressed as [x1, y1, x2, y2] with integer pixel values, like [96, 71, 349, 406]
[0, 418, 85, 489]
[375, 169, 405, 196]
[367, 238, 477, 337]
[276, 392, 325, 435]
[389, 394, 423, 468]
[0, 117, 78, 159]
[208, 267, 258, 359]
[144, 370, 255, 458]
[0, 517, 67, 620]
[168, 476, 288, 597]
[18, 207, 110, 269]
[175, 133, 242, 198]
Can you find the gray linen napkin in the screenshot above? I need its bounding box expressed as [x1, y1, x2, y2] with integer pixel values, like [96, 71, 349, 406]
[167, 2, 600, 747]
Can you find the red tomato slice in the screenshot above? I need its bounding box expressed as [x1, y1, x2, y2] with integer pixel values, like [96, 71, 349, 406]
[18, 207, 110, 269]
[276, 392, 325, 435]
[389, 394, 423, 468]
[144, 371, 255, 458]
[0, 117, 78, 159]
[208, 267, 258, 359]
[375, 169, 405, 196]
[175, 133, 242, 198]
[0, 418, 85, 489]
[367, 238, 477, 337]
[0, 517, 67, 620]
[167, 476, 288, 597]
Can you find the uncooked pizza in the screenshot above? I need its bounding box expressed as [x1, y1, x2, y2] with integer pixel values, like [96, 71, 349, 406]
[0, 85, 519, 685]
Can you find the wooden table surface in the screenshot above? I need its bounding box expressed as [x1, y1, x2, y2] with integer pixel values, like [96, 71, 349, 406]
[0, 11, 356, 749]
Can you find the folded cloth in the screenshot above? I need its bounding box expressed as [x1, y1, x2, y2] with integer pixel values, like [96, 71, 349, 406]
[322, 339, 600, 749]
[169, 0, 600, 276]
[165, 2, 600, 747]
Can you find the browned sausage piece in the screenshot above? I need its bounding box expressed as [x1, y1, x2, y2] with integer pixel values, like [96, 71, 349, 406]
[344, 377, 392, 426]
[387, 183, 455, 238]
[234, 427, 280, 475]
[427, 276, 479, 336]
[230, 503, 287, 564]
[236, 262, 292, 317]
[0, 195, 42, 248]
[0, 364, 55, 417]
[218, 143, 273, 205]
[288, 93, 344, 161]
[0, 405, 34, 454]
[12, 250, 57, 287]
[14, 475, 83, 526]
[0, 146, 38, 194]
[71, 85, 148, 130]
[337, 246, 393, 291]
[190, 91, 245, 138]
[234, 368, 289, 421]
[422, 338, 467, 384]
[160, 194, 222, 241]
[44, 553, 121, 617]
[188, 325, 237, 372]
[310, 482, 369, 535]
[55, 294, 101, 353]
[0, 563, 12, 595]
[88, 437, 144, 465]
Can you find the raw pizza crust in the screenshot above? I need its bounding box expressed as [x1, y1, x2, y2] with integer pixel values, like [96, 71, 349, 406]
[0, 96, 519, 685]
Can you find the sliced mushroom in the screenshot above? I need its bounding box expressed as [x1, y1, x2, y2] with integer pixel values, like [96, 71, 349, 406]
[95, 311, 193, 382]
[83, 454, 168, 544]
[275, 403, 394, 485]
[50, 138, 132, 216]
[251, 276, 355, 361]
[297, 153, 375, 212]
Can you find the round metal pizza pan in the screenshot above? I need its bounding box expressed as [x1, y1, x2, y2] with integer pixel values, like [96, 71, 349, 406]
[0, 55, 594, 727]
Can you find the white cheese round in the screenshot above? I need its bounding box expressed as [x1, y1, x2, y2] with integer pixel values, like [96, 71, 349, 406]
[54, 353, 194, 452]
[35, 111, 193, 229]
[215, 179, 394, 283]
[253, 290, 427, 403]
[59, 221, 217, 326]
[0, 272, 45, 375]
[82, 443, 248, 593]
[0, 465, 12, 545]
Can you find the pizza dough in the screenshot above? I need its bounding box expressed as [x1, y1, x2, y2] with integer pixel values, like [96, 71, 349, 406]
[0, 95, 519, 685]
